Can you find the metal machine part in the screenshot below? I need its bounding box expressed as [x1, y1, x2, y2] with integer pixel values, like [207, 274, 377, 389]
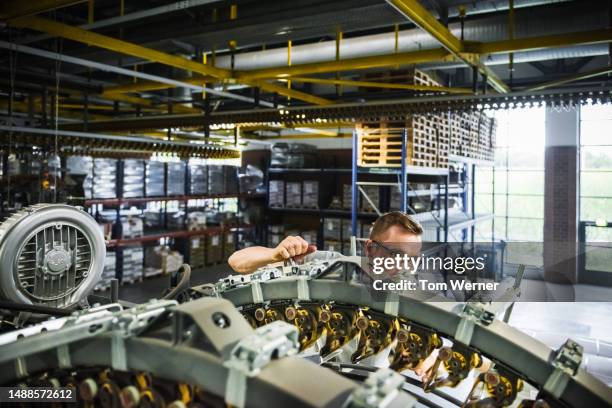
[191, 259, 612, 408]
[0, 204, 105, 308]
[0, 297, 415, 408]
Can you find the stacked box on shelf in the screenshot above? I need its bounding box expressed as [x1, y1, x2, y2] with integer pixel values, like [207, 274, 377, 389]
[123, 159, 145, 198]
[92, 158, 117, 198]
[122, 246, 144, 284]
[167, 161, 186, 196]
[95, 251, 117, 291]
[323, 218, 342, 240]
[208, 165, 225, 195]
[285, 182, 302, 208]
[189, 237, 206, 270]
[223, 231, 235, 261]
[66, 156, 93, 198]
[206, 232, 223, 265]
[268, 225, 284, 246]
[146, 160, 165, 196]
[302, 181, 319, 209]
[167, 211, 185, 230]
[323, 240, 341, 252]
[144, 246, 164, 278]
[189, 164, 208, 195]
[360, 185, 380, 212]
[224, 166, 239, 194]
[269, 180, 284, 208]
[342, 184, 380, 212]
[301, 230, 317, 244]
[120, 217, 143, 238]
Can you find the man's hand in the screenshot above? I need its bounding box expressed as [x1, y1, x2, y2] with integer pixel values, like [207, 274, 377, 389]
[272, 236, 316, 263]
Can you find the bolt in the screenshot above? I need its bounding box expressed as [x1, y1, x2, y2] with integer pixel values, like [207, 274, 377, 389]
[319, 309, 331, 323]
[119, 386, 140, 408]
[285, 307, 297, 320]
[356, 316, 369, 331]
[79, 378, 98, 401]
[254, 308, 266, 321]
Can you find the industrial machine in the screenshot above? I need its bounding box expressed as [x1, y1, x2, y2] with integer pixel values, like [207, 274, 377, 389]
[0, 204, 105, 328]
[0, 205, 610, 407]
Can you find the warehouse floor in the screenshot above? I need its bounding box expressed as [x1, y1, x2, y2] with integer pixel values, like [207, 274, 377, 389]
[99, 264, 233, 304]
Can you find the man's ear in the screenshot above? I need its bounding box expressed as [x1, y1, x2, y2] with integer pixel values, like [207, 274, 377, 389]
[364, 239, 373, 257]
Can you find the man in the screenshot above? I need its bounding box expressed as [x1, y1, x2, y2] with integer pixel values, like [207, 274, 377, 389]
[228, 211, 423, 274]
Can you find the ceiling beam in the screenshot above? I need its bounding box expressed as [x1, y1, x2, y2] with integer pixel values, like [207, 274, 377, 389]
[288, 77, 472, 94]
[386, 0, 509, 93]
[469, 29, 612, 55]
[524, 66, 612, 92]
[236, 48, 451, 81]
[8, 16, 331, 105]
[0, 0, 85, 20]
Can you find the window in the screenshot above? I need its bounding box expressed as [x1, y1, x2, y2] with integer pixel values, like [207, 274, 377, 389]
[580, 105, 612, 224]
[475, 108, 545, 243]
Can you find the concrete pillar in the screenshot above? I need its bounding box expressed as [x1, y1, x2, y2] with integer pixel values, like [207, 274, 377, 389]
[544, 107, 579, 283]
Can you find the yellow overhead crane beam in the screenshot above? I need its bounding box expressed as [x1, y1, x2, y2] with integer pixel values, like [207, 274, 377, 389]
[0, 0, 86, 20]
[287, 77, 472, 94]
[103, 76, 215, 94]
[8, 16, 331, 106]
[386, 0, 509, 93]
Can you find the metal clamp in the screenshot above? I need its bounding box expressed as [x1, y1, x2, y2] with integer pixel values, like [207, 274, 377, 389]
[251, 280, 264, 304]
[543, 339, 583, 399]
[454, 303, 495, 345]
[384, 293, 399, 316]
[345, 368, 413, 408]
[297, 276, 310, 300]
[224, 321, 299, 408]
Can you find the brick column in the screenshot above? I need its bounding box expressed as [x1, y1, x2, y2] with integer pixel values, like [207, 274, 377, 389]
[544, 108, 579, 283]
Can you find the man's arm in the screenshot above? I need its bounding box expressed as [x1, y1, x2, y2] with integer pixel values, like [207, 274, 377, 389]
[228, 235, 316, 274]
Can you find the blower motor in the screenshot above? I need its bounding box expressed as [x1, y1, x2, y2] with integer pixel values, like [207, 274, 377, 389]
[0, 204, 105, 308]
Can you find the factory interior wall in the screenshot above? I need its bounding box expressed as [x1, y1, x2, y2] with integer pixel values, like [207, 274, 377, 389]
[544, 108, 580, 283]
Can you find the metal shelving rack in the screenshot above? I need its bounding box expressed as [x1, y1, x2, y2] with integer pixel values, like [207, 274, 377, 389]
[84, 160, 251, 281]
[350, 128, 451, 241]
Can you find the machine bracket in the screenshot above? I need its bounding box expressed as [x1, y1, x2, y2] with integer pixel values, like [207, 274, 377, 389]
[543, 339, 583, 398]
[224, 320, 299, 408]
[454, 302, 495, 345]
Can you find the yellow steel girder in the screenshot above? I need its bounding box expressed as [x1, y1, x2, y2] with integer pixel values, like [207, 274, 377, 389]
[287, 76, 472, 94]
[0, 0, 85, 20]
[468, 29, 612, 55]
[525, 66, 612, 92]
[8, 16, 329, 105]
[386, 0, 509, 93]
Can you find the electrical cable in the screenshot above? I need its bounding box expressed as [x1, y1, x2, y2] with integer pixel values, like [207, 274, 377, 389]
[162, 264, 192, 300]
[0, 300, 73, 317]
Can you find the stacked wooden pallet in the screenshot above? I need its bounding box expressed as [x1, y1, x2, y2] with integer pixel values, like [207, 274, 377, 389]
[356, 69, 496, 168]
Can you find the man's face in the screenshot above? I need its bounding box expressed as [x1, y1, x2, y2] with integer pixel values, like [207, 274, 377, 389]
[365, 225, 422, 277]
